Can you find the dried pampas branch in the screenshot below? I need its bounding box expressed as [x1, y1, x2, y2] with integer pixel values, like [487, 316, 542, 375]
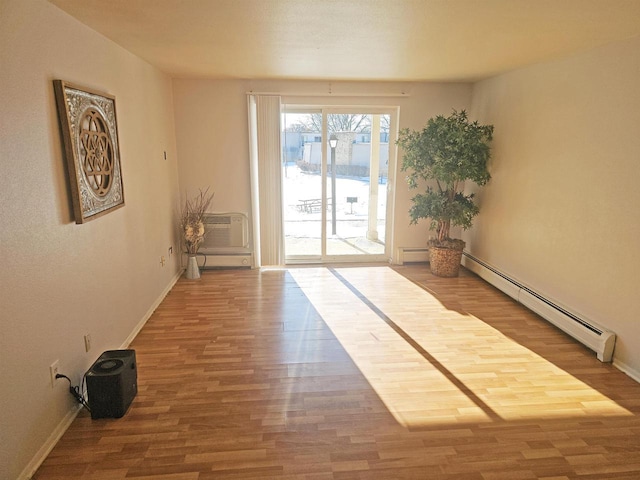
[180, 187, 214, 255]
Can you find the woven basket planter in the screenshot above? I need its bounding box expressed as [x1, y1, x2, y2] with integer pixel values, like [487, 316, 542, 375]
[429, 246, 464, 277]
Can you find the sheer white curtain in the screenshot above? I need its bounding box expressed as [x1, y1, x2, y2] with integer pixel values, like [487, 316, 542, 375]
[247, 94, 283, 267]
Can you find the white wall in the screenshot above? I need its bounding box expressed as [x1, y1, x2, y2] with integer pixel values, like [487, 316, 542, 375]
[0, 1, 181, 478]
[172, 79, 472, 258]
[4, 2, 638, 477]
[465, 36, 640, 376]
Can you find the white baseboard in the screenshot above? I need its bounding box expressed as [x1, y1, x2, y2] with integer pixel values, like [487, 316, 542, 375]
[120, 268, 182, 348]
[613, 358, 640, 384]
[19, 270, 182, 479]
[19, 404, 82, 480]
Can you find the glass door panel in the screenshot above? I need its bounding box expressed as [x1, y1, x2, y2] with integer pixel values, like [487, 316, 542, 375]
[325, 113, 388, 258]
[282, 111, 323, 259]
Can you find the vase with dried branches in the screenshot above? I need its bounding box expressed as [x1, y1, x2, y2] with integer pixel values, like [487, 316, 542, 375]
[180, 188, 214, 278]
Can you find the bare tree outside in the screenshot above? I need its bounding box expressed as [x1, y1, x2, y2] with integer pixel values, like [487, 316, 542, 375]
[380, 114, 390, 133]
[284, 122, 308, 133]
[288, 113, 390, 136]
[292, 113, 370, 133]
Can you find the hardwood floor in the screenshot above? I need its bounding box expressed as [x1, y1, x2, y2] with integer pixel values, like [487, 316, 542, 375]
[35, 265, 640, 479]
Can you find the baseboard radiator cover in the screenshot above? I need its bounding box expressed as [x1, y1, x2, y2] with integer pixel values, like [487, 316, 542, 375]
[396, 247, 429, 265]
[192, 253, 252, 269]
[462, 252, 616, 363]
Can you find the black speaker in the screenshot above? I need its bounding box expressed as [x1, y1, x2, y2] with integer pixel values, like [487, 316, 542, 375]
[85, 349, 137, 419]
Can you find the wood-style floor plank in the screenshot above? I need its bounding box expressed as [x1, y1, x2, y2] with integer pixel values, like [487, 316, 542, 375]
[34, 265, 640, 479]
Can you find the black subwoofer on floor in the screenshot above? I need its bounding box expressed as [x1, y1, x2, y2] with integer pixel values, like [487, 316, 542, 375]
[85, 349, 137, 419]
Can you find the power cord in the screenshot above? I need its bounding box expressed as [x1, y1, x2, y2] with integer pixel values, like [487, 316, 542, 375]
[56, 373, 91, 412]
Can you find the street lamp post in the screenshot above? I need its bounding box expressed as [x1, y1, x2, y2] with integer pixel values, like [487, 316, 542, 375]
[329, 134, 338, 235]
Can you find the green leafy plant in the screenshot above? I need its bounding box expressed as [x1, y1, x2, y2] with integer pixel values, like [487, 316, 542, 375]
[397, 110, 493, 248]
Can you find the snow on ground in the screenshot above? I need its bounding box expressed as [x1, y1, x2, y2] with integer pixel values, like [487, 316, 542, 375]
[283, 164, 387, 237]
[282, 164, 387, 256]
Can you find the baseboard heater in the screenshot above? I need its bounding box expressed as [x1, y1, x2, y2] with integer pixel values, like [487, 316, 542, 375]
[191, 253, 252, 268]
[397, 247, 429, 264]
[462, 252, 615, 362]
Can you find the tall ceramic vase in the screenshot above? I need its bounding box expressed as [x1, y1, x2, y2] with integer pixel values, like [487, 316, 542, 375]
[185, 254, 200, 280]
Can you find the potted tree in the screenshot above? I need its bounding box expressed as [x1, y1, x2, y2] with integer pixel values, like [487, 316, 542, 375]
[396, 110, 493, 277]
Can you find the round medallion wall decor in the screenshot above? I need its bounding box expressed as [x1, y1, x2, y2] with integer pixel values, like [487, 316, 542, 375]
[53, 80, 125, 223]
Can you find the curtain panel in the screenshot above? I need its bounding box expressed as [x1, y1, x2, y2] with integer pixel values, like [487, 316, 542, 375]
[247, 94, 283, 266]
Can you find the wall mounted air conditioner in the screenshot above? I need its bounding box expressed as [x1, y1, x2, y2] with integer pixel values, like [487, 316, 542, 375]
[194, 213, 252, 267]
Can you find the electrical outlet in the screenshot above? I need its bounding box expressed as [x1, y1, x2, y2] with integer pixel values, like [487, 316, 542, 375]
[84, 334, 92, 352]
[160, 256, 166, 267]
[50, 360, 59, 388]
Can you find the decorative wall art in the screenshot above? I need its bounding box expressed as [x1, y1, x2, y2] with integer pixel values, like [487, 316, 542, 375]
[53, 80, 125, 223]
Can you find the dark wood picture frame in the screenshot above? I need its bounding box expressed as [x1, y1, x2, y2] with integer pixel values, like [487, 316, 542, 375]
[53, 80, 125, 223]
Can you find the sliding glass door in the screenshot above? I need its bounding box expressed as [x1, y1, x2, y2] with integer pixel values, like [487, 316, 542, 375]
[282, 107, 395, 264]
[281, 109, 323, 257]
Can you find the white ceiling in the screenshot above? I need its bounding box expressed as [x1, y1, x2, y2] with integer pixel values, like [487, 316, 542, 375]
[49, 0, 640, 82]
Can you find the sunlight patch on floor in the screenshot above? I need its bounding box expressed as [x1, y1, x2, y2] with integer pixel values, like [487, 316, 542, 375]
[289, 267, 631, 427]
[289, 267, 491, 427]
